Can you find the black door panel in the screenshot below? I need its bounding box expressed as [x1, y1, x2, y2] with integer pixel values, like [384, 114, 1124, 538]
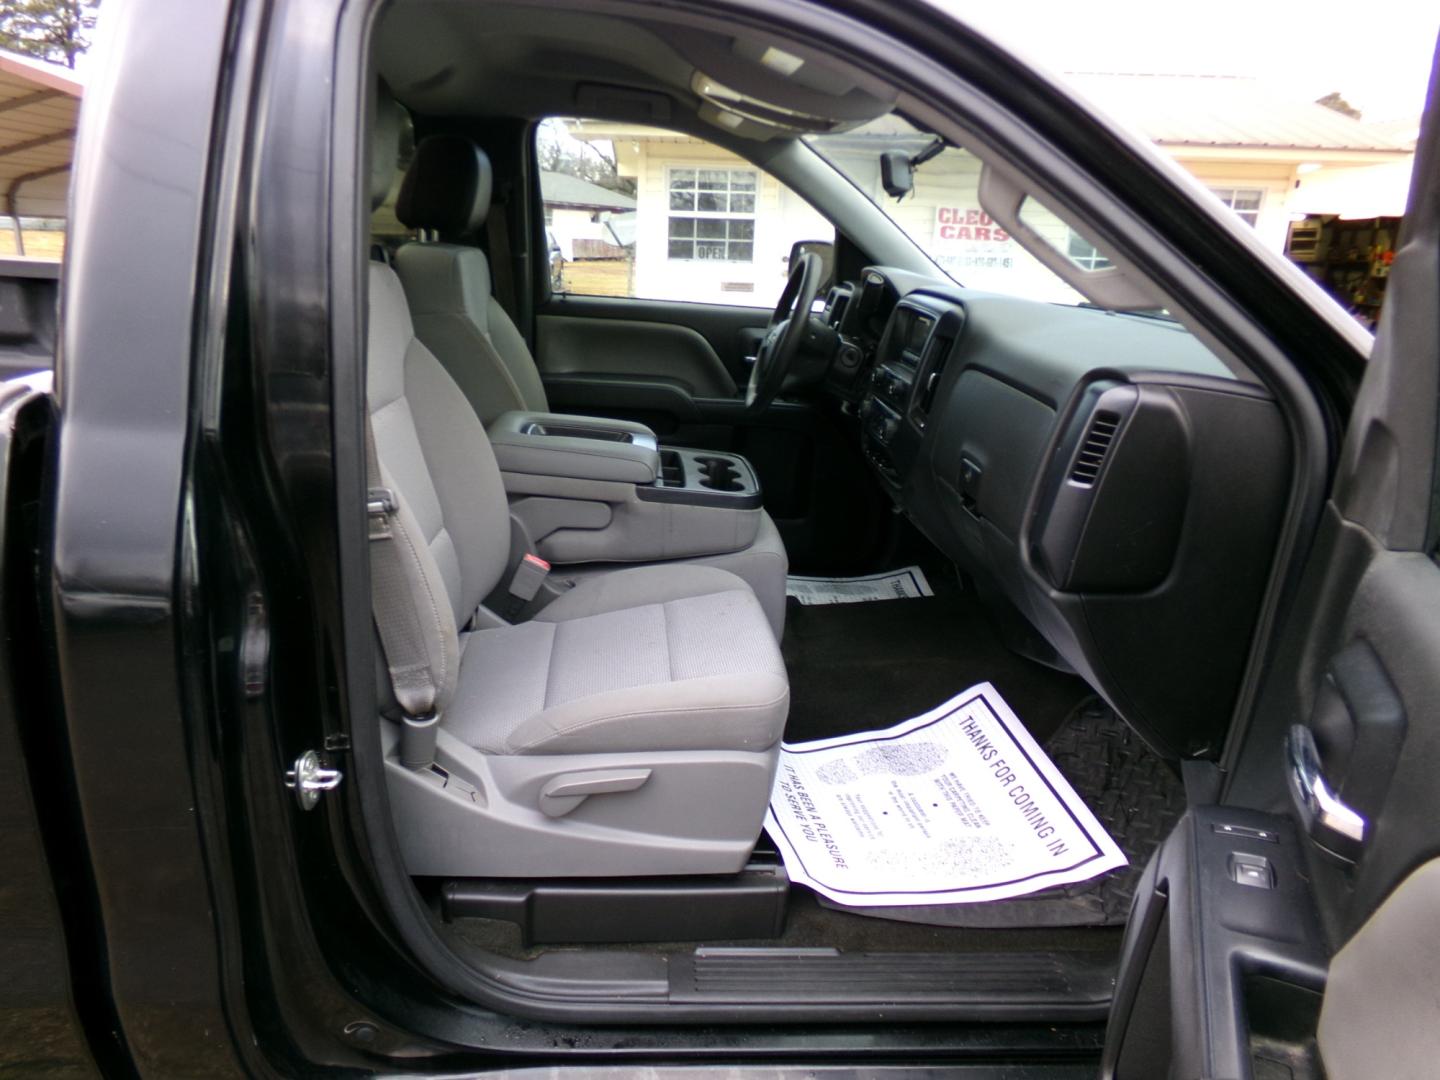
[540, 294, 772, 384]
[541, 373, 707, 429]
[1235, 516, 1440, 945]
[537, 313, 738, 397]
[1105, 38, 1440, 1079]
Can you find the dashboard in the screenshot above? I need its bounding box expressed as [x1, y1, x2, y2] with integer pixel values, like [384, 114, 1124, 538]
[821, 267, 1290, 761]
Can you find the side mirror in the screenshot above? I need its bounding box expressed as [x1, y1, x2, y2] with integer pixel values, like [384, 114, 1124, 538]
[880, 151, 913, 198]
[788, 238, 835, 294]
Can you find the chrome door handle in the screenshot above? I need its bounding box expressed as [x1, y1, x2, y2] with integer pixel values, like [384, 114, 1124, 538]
[1286, 724, 1366, 862]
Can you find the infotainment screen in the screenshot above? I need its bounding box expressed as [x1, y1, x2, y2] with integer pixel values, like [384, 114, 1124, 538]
[905, 312, 934, 356]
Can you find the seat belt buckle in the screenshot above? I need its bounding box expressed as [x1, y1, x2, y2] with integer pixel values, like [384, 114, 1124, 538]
[508, 552, 551, 604]
[399, 711, 439, 770]
[367, 487, 397, 539]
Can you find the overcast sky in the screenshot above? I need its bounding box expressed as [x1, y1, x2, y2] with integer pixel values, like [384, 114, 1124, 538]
[944, 0, 1438, 123]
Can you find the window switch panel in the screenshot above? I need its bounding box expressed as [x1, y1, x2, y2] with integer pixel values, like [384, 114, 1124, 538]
[1228, 851, 1274, 889]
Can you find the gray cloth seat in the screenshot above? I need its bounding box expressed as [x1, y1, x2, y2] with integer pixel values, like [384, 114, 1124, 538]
[389, 130, 790, 637]
[390, 133, 548, 424]
[367, 246, 789, 876]
[453, 565, 788, 756]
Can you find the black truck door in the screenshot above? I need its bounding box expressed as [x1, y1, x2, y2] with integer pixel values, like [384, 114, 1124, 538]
[1103, 32, 1440, 1080]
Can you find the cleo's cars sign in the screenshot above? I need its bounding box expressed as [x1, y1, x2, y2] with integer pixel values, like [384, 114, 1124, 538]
[933, 207, 1014, 273]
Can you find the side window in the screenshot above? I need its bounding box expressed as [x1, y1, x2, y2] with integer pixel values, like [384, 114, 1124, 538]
[539, 118, 834, 307]
[370, 107, 416, 253]
[666, 167, 756, 262]
[1209, 186, 1264, 227]
[1209, 184, 1290, 251]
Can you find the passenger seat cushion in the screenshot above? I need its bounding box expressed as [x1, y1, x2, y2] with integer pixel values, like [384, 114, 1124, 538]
[449, 573, 788, 755]
[549, 513, 789, 638]
[535, 564, 750, 622]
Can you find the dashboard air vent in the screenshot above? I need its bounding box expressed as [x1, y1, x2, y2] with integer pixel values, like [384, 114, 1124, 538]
[1069, 410, 1121, 486]
[913, 335, 954, 425]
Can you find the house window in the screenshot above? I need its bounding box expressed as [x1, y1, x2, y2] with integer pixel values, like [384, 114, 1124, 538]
[1209, 187, 1264, 227]
[667, 167, 756, 262]
[1066, 231, 1112, 271]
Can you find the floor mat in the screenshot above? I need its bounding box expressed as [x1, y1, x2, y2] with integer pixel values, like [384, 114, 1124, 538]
[766, 683, 1127, 907]
[817, 698, 1187, 927]
[780, 586, 1089, 745]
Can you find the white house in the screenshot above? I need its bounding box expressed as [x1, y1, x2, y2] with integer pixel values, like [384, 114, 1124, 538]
[559, 121, 830, 305]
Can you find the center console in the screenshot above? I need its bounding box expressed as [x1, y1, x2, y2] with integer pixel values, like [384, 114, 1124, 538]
[486, 410, 763, 565]
[858, 298, 965, 485]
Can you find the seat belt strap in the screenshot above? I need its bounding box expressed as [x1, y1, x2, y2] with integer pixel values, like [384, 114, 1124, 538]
[486, 192, 519, 321]
[365, 415, 440, 769]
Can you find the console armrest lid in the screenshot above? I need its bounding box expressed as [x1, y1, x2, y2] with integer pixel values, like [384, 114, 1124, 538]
[488, 410, 659, 484]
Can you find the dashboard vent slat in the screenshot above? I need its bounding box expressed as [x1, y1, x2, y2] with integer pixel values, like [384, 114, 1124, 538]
[913, 335, 954, 424]
[1069, 410, 1121, 486]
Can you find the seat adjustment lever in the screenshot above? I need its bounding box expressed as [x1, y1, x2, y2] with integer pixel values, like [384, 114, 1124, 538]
[539, 768, 652, 818]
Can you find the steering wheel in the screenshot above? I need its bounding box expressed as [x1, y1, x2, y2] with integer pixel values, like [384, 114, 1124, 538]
[746, 251, 824, 413]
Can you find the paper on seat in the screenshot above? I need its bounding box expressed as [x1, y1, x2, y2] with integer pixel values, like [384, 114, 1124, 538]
[765, 683, 1126, 906]
[785, 566, 933, 605]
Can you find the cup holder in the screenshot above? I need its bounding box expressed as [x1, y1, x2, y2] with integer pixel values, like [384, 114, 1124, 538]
[658, 449, 685, 487]
[642, 449, 759, 506]
[695, 455, 744, 492]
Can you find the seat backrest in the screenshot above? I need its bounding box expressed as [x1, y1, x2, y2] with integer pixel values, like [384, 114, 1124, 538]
[365, 89, 512, 711]
[368, 262, 511, 628]
[393, 135, 549, 425]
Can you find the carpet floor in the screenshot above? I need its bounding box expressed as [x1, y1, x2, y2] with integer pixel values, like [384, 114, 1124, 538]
[779, 582, 1089, 745]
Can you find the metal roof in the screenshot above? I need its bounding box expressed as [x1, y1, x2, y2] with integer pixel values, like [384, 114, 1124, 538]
[540, 170, 636, 210]
[1063, 73, 1416, 153]
[0, 50, 80, 220]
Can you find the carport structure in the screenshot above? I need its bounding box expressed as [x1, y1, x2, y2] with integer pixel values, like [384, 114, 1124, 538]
[0, 50, 80, 255]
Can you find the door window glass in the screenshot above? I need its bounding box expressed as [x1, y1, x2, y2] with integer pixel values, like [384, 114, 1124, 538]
[1209, 187, 1265, 227]
[539, 118, 834, 306]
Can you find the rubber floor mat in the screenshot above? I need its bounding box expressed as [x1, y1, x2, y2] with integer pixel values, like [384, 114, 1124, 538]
[817, 698, 1187, 927]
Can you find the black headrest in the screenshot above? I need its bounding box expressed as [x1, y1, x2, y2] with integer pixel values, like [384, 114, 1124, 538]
[371, 81, 401, 211]
[396, 135, 493, 237]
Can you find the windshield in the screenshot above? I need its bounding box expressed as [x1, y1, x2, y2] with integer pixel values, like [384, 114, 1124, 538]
[807, 116, 1093, 305]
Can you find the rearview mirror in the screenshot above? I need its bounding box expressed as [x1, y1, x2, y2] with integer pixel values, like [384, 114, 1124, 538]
[788, 239, 835, 295]
[880, 151, 913, 198]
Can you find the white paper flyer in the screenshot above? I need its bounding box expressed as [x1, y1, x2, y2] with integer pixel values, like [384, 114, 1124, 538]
[785, 566, 934, 605]
[765, 683, 1126, 906]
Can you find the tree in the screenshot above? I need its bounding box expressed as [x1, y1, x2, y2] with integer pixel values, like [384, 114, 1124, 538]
[1315, 91, 1361, 120]
[0, 0, 101, 70]
[536, 118, 637, 197]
